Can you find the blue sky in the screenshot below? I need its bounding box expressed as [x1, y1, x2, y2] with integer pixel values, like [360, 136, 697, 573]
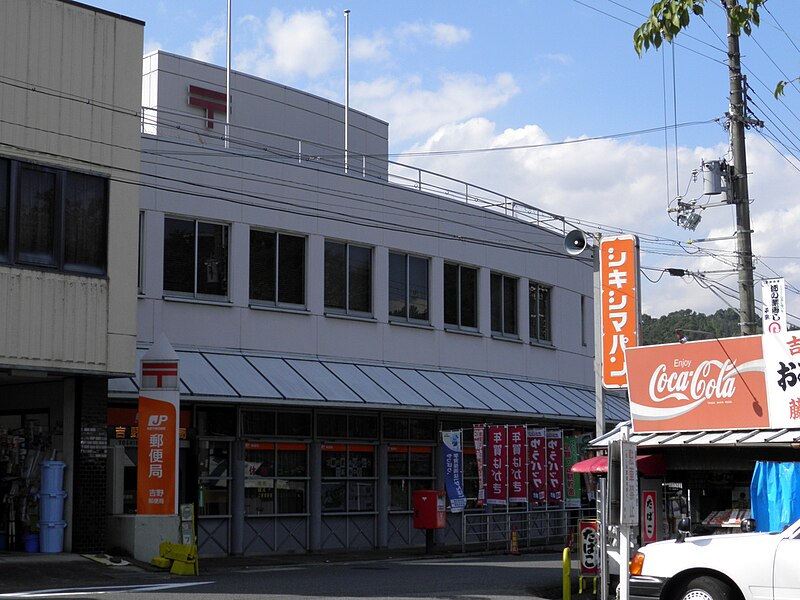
[91, 0, 800, 324]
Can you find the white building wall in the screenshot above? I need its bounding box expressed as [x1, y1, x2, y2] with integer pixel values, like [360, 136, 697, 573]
[137, 53, 595, 388]
[0, 0, 142, 375]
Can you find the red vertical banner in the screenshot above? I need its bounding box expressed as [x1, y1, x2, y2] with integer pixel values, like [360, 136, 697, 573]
[527, 427, 546, 504]
[473, 425, 486, 506]
[508, 425, 527, 503]
[487, 425, 508, 505]
[546, 430, 564, 504]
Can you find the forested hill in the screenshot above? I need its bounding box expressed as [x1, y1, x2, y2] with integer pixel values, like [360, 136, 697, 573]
[640, 308, 742, 345]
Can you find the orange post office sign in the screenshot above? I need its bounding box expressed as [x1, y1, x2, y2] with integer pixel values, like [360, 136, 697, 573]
[600, 235, 640, 388]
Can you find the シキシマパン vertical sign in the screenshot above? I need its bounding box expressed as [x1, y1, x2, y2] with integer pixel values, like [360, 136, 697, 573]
[600, 235, 641, 388]
[137, 336, 180, 515]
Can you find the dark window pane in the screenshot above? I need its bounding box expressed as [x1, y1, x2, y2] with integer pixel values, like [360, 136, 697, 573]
[503, 276, 517, 335]
[317, 413, 347, 438]
[0, 159, 9, 260]
[240, 410, 275, 436]
[461, 267, 477, 328]
[383, 417, 409, 440]
[17, 167, 56, 266]
[388, 450, 408, 476]
[490, 273, 502, 332]
[324, 241, 346, 309]
[276, 480, 306, 513]
[349, 415, 378, 439]
[410, 450, 433, 476]
[348, 245, 371, 313]
[277, 448, 307, 476]
[408, 256, 428, 321]
[322, 481, 346, 512]
[196, 407, 237, 436]
[388, 252, 407, 318]
[277, 412, 311, 437]
[409, 418, 435, 441]
[531, 284, 552, 342]
[63, 173, 107, 274]
[443, 263, 458, 325]
[250, 229, 276, 302]
[389, 479, 409, 511]
[196, 221, 228, 296]
[163, 218, 195, 293]
[348, 481, 374, 511]
[278, 234, 305, 305]
[322, 449, 347, 478]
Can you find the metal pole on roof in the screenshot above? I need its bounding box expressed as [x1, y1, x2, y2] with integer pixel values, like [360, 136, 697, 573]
[344, 9, 350, 174]
[225, 0, 231, 149]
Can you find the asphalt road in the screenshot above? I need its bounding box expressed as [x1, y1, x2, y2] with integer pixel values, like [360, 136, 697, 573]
[0, 551, 580, 600]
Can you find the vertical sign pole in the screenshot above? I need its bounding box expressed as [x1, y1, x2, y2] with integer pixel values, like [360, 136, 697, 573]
[137, 335, 180, 515]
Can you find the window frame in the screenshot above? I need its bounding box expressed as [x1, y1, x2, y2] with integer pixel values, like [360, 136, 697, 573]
[324, 240, 373, 317]
[163, 216, 230, 301]
[0, 157, 109, 276]
[249, 228, 306, 308]
[529, 281, 553, 345]
[388, 251, 430, 323]
[443, 262, 478, 330]
[490, 272, 518, 337]
[321, 443, 377, 514]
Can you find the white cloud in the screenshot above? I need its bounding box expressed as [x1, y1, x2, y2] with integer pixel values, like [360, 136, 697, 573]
[397, 120, 800, 318]
[395, 21, 470, 48]
[353, 73, 519, 141]
[351, 33, 391, 63]
[189, 28, 225, 63]
[235, 9, 339, 80]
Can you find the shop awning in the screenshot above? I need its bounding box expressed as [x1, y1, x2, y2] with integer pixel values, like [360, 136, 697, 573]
[109, 347, 630, 424]
[571, 453, 667, 477]
[589, 421, 800, 448]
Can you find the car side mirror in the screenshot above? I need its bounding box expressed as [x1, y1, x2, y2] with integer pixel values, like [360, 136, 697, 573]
[675, 517, 691, 543]
[741, 518, 756, 532]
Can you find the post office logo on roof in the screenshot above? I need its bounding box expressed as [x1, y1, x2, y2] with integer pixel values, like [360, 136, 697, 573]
[625, 332, 800, 433]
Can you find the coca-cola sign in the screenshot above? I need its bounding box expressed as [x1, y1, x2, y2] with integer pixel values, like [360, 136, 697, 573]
[626, 335, 769, 432]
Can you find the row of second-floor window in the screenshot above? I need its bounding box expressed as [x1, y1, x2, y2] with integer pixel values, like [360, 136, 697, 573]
[0, 157, 108, 275]
[156, 216, 552, 344]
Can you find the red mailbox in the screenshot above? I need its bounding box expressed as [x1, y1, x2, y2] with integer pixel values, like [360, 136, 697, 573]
[413, 489, 446, 529]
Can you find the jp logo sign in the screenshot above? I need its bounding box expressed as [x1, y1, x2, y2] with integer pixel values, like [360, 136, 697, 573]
[147, 415, 169, 427]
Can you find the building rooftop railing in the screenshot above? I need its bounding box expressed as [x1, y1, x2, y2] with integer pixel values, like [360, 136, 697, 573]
[142, 107, 573, 238]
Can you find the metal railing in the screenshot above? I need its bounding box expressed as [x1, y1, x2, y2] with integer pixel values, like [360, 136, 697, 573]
[461, 505, 595, 552]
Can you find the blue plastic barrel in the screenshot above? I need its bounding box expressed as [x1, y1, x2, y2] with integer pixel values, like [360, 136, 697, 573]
[39, 491, 67, 522]
[39, 521, 67, 553]
[23, 533, 39, 553]
[40, 461, 66, 493]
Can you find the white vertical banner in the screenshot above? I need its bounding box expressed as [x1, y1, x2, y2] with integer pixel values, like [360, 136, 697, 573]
[620, 441, 638, 526]
[762, 278, 787, 334]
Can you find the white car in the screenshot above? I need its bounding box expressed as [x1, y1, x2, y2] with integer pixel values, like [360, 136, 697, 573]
[629, 518, 800, 600]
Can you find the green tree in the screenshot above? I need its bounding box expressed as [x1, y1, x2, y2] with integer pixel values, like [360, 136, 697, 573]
[640, 308, 741, 345]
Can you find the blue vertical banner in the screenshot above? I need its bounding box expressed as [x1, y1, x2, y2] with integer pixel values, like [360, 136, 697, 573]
[442, 430, 467, 513]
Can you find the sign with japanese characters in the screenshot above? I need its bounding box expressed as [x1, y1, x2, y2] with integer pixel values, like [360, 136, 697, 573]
[473, 425, 486, 506]
[762, 278, 787, 334]
[563, 436, 582, 508]
[626, 332, 800, 432]
[527, 427, 546, 503]
[508, 425, 528, 503]
[137, 337, 180, 515]
[487, 425, 508, 505]
[578, 519, 600, 576]
[642, 490, 658, 544]
[546, 430, 564, 503]
[600, 235, 640, 388]
[620, 440, 639, 525]
[442, 431, 467, 513]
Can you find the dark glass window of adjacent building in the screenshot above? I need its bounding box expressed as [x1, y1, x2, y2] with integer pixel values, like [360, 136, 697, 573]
[389, 252, 429, 322]
[529, 282, 552, 344]
[0, 159, 108, 275]
[490, 272, 518, 336]
[444, 263, 477, 329]
[163, 217, 228, 298]
[249, 229, 305, 306]
[324, 240, 372, 314]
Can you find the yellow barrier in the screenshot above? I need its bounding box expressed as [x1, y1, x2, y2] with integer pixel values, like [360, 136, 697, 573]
[562, 547, 571, 600]
[151, 541, 199, 576]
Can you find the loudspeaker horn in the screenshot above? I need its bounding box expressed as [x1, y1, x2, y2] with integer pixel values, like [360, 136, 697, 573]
[564, 229, 588, 255]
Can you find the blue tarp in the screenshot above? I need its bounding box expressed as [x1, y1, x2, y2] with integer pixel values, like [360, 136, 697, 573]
[750, 461, 800, 532]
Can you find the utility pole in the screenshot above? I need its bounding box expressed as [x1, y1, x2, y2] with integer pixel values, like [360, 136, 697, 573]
[725, 0, 757, 335]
